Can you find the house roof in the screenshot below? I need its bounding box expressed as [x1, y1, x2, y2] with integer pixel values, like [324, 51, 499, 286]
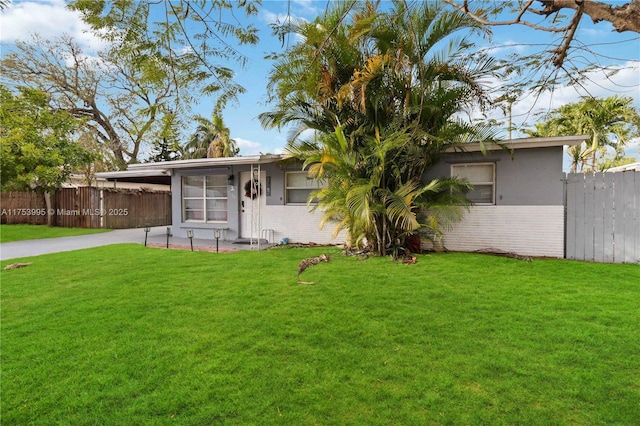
[95, 155, 287, 181]
[445, 135, 588, 153]
[127, 154, 287, 170]
[605, 162, 640, 172]
[97, 136, 588, 181]
[95, 168, 172, 183]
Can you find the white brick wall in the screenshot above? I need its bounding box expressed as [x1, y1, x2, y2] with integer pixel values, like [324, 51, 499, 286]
[434, 205, 565, 258]
[261, 205, 346, 245]
[261, 204, 565, 257]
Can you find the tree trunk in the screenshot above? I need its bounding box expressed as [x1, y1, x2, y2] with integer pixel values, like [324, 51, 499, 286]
[591, 132, 599, 171]
[44, 191, 53, 227]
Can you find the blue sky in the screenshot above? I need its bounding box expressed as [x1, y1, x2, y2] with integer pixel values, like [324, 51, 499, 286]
[1, 0, 639, 161]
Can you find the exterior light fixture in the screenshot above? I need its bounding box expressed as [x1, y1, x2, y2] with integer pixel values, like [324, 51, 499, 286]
[214, 229, 221, 253]
[228, 174, 235, 192]
[187, 229, 194, 251]
[144, 224, 151, 247]
[166, 226, 172, 249]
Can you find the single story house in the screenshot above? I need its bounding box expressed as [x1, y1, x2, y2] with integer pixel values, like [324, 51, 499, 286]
[605, 162, 640, 172]
[98, 134, 586, 256]
[99, 155, 344, 248]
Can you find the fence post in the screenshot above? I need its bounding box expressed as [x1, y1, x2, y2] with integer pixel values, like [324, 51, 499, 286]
[100, 189, 105, 229]
[563, 173, 567, 259]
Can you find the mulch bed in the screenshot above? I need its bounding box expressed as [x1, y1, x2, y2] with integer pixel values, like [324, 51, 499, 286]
[147, 243, 237, 253]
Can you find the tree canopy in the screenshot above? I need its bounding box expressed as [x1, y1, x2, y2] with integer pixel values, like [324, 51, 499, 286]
[69, 0, 260, 109]
[183, 110, 239, 159]
[0, 85, 94, 192]
[525, 95, 640, 172]
[1, 1, 260, 169]
[262, 1, 498, 257]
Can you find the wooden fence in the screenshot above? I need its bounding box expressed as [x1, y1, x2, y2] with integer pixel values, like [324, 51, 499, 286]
[565, 172, 639, 263]
[1, 188, 171, 229]
[0, 192, 48, 225]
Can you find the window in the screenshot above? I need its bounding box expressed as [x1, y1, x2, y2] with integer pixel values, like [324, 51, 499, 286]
[285, 172, 325, 204]
[182, 175, 228, 222]
[451, 163, 495, 205]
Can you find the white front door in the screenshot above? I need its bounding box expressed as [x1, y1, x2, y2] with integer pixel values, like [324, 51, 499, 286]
[240, 170, 266, 240]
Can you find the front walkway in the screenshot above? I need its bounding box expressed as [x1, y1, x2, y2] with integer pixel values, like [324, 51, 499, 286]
[0, 227, 271, 261]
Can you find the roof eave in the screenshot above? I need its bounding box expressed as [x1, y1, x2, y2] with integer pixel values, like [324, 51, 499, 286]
[445, 135, 589, 153]
[95, 169, 171, 180]
[126, 154, 288, 170]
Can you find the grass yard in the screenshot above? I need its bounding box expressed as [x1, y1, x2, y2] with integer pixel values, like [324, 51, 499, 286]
[1, 245, 639, 425]
[0, 224, 110, 243]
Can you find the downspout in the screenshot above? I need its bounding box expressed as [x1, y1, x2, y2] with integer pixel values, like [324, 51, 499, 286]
[258, 163, 262, 251]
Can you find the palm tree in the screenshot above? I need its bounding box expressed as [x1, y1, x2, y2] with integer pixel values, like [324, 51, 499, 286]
[526, 96, 640, 172]
[261, 1, 497, 257]
[183, 109, 239, 159]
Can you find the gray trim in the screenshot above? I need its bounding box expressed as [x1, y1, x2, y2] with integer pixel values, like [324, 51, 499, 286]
[127, 154, 287, 170]
[445, 135, 587, 153]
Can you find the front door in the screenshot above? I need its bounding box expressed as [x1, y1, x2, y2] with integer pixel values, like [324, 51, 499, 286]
[240, 170, 266, 240]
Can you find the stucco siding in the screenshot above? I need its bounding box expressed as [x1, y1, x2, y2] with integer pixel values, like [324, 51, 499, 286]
[434, 205, 565, 258]
[424, 147, 565, 206]
[171, 169, 240, 239]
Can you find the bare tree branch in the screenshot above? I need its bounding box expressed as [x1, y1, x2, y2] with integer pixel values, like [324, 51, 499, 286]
[444, 0, 640, 34]
[443, 0, 639, 69]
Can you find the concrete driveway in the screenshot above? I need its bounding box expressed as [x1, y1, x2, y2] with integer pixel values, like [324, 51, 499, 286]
[0, 226, 251, 261]
[0, 227, 153, 261]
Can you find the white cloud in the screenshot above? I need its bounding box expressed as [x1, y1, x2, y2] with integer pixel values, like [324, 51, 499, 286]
[260, 8, 309, 28]
[292, 0, 320, 16]
[625, 138, 639, 159]
[235, 137, 264, 155]
[0, 0, 106, 51]
[480, 40, 529, 55]
[473, 62, 640, 138]
[234, 136, 286, 156]
[273, 146, 287, 155]
[260, 9, 287, 25]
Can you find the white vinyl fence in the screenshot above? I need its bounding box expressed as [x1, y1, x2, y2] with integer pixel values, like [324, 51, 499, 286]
[565, 172, 639, 263]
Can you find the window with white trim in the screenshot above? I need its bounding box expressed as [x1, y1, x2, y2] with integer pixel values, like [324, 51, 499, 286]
[285, 172, 325, 204]
[451, 163, 495, 205]
[182, 175, 228, 222]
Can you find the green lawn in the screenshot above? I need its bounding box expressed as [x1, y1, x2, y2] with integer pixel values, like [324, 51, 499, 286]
[2, 245, 639, 424]
[0, 224, 110, 243]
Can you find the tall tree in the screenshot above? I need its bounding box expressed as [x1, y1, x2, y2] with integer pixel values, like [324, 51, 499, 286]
[75, 129, 118, 187]
[2, 1, 259, 168]
[69, 0, 260, 109]
[1, 35, 187, 168]
[0, 85, 95, 224]
[525, 95, 640, 172]
[0, 85, 94, 192]
[146, 138, 183, 163]
[183, 110, 239, 159]
[262, 1, 497, 257]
